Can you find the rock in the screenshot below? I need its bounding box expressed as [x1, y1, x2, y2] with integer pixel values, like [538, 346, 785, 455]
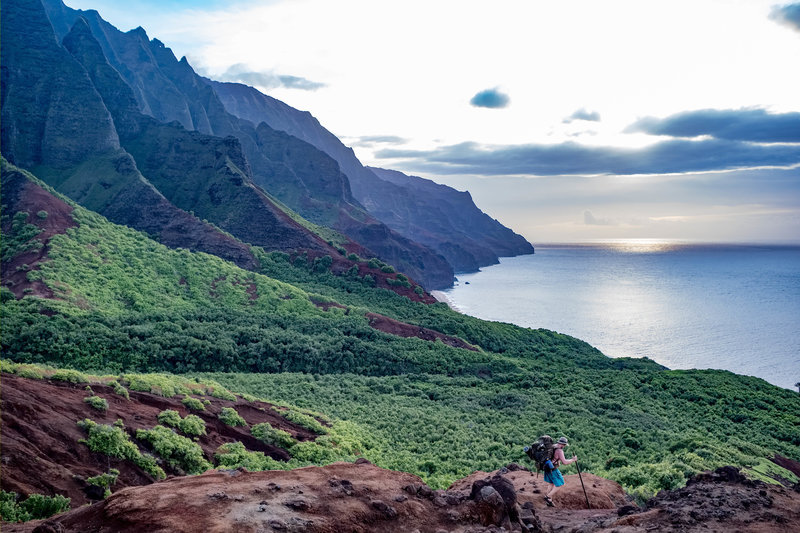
[32, 522, 64, 533]
[83, 484, 106, 501]
[284, 498, 310, 511]
[474, 485, 507, 527]
[403, 483, 422, 495]
[617, 504, 639, 516]
[371, 499, 398, 519]
[354, 458, 372, 465]
[394, 494, 408, 502]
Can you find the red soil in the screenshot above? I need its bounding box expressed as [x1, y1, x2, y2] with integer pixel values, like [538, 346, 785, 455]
[366, 312, 479, 351]
[0, 373, 318, 508]
[1, 169, 78, 299]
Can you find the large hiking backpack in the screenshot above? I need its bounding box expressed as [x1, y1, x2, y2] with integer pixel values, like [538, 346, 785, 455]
[524, 435, 555, 473]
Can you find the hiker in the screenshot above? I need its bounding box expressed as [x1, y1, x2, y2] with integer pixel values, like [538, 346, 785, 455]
[543, 436, 577, 507]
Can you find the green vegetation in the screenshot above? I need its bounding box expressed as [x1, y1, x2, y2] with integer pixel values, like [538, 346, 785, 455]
[84, 394, 108, 411]
[1, 212, 44, 262]
[77, 419, 165, 479]
[86, 468, 120, 498]
[205, 370, 800, 494]
[158, 409, 206, 438]
[109, 379, 130, 399]
[215, 441, 284, 471]
[182, 395, 206, 411]
[50, 369, 90, 384]
[2, 166, 799, 501]
[252, 422, 295, 448]
[280, 409, 327, 435]
[218, 407, 246, 427]
[1, 490, 70, 523]
[136, 426, 212, 474]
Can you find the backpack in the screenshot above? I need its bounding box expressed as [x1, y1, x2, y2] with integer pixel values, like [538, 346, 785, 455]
[524, 435, 555, 473]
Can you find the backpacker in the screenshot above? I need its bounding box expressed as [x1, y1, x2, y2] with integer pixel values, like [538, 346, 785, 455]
[524, 435, 555, 473]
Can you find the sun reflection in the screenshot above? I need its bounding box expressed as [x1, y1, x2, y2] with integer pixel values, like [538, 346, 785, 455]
[594, 238, 688, 253]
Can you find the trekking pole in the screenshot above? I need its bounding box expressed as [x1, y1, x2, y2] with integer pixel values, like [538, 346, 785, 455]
[575, 458, 591, 510]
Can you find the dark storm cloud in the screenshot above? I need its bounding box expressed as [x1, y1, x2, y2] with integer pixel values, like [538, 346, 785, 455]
[564, 108, 601, 123]
[627, 109, 800, 143]
[770, 3, 800, 32]
[374, 139, 800, 176]
[469, 88, 510, 109]
[220, 63, 326, 91]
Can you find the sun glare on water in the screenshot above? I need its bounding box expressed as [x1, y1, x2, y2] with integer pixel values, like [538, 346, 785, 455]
[592, 238, 689, 253]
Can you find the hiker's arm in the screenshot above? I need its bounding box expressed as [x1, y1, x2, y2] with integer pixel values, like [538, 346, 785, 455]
[555, 448, 577, 465]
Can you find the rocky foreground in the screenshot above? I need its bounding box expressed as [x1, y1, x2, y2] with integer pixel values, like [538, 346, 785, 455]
[5, 461, 799, 533]
[3, 371, 800, 532]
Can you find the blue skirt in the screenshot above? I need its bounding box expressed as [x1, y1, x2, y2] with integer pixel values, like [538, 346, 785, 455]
[544, 468, 565, 487]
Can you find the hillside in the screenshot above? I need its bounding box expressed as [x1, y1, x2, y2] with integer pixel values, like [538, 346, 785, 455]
[0, 370, 333, 508]
[209, 79, 536, 275]
[33, 0, 455, 289]
[2, 2, 800, 531]
[2, 160, 799, 498]
[3, 370, 799, 532]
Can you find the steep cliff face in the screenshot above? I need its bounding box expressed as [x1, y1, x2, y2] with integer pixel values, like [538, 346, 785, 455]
[1, 3, 258, 270]
[40, 0, 452, 288]
[121, 119, 333, 254]
[368, 167, 534, 272]
[209, 79, 534, 274]
[1, 0, 119, 170]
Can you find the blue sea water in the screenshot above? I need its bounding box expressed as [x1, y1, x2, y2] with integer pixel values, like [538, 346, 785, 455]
[441, 241, 800, 390]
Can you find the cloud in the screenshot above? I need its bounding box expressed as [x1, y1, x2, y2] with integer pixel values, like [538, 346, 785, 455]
[584, 211, 615, 225]
[218, 63, 325, 91]
[375, 139, 800, 176]
[627, 108, 800, 143]
[770, 3, 800, 32]
[469, 88, 510, 109]
[351, 135, 408, 147]
[564, 108, 601, 123]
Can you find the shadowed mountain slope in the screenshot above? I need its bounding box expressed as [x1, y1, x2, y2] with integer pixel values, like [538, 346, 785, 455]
[39, 0, 454, 288]
[1, 0, 259, 270]
[209, 80, 535, 273]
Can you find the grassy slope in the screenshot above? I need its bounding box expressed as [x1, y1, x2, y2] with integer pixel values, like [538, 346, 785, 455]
[2, 163, 798, 500]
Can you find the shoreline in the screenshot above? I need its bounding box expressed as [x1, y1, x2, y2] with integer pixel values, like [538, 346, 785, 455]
[430, 290, 461, 312]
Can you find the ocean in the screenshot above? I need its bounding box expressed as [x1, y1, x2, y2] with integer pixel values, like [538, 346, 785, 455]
[440, 241, 800, 390]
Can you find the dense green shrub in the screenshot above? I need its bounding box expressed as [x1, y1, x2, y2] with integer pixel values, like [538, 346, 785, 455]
[251, 422, 295, 449]
[0, 490, 70, 522]
[77, 419, 165, 479]
[215, 441, 284, 471]
[84, 395, 108, 411]
[157, 409, 183, 427]
[136, 426, 211, 474]
[281, 409, 326, 435]
[108, 380, 130, 399]
[86, 469, 120, 498]
[50, 369, 89, 383]
[219, 407, 246, 427]
[158, 410, 206, 438]
[180, 414, 207, 438]
[1, 212, 44, 262]
[182, 395, 205, 411]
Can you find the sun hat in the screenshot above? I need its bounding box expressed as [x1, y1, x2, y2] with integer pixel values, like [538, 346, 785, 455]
[557, 437, 569, 446]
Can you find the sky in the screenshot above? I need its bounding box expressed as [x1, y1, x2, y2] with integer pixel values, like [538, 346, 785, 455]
[65, 0, 800, 243]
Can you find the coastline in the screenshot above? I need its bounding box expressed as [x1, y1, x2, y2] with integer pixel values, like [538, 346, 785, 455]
[430, 290, 461, 312]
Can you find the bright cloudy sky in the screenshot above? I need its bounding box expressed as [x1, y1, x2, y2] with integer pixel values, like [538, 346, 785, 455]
[66, 0, 800, 243]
